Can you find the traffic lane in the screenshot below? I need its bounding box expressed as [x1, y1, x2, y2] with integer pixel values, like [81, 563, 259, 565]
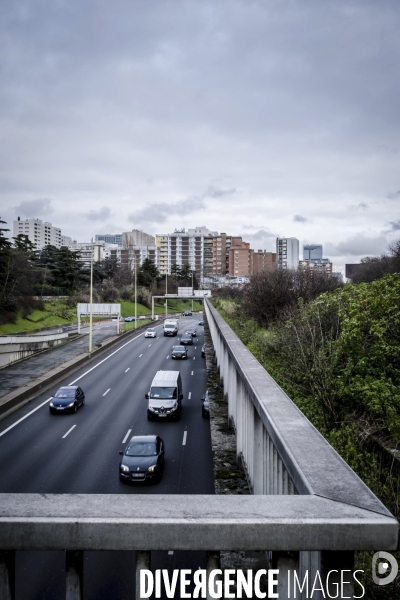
[0, 325, 164, 491]
[0, 327, 210, 495]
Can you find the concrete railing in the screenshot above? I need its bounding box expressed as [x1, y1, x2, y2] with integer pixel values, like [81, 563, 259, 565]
[0, 300, 398, 599]
[0, 332, 69, 367]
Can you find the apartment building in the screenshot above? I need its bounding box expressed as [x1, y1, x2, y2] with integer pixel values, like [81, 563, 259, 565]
[95, 233, 123, 247]
[303, 244, 323, 261]
[155, 227, 217, 278]
[253, 250, 276, 273]
[299, 259, 333, 275]
[13, 217, 63, 250]
[68, 240, 105, 266]
[276, 237, 299, 270]
[122, 229, 155, 248]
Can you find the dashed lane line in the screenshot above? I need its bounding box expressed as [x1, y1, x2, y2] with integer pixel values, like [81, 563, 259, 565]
[182, 431, 187, 445]
[62, 425, 76, 439]
[188, 392, 191, 400]
[0, 398, 52, 437]
[125, 368, 130, 372]
[103, 389, 110, 396]
[122, 429, 132, 444]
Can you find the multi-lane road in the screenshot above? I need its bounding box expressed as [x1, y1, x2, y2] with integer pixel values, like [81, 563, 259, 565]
[0, 316, 214, 599]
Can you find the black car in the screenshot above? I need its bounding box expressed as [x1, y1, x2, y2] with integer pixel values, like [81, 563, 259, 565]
[198, 320, 204, 326]
[201, 343, 205, 357]
[49, 386, 85, 414]
[185, 328, 197, 337]
[183, 311, 192, 316]
[202, 391, 210, 418]
[180, 333, 193, 345]
[171, 345, 188, 359]
[119, 435, 165, 484]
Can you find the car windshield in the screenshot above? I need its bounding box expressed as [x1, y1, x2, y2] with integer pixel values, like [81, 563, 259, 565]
[55, 388, 75, 398]
[126, 441, 157, 456]
[181, 335, 190, 339]
[151, 386, 177, 399]
[173, 346, 185, 351]
[147, 329, 155, 332]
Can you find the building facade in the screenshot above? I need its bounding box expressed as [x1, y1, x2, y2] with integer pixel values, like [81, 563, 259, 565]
[13, 217, 63, 251]
[122, 229, 155, 248]
[303, 244, 323, 261]
[276, 237, 299, 270]
[155, 227, 217, 279]
[298, 259, 333, 275]
[95, 234, 123, 247]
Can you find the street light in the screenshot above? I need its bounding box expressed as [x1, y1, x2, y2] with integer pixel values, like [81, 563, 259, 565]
[191, 270, 194, 311]
[89, 238, 93, 354]
[165, 271, 168, 318]
[134, 254, 137, 330]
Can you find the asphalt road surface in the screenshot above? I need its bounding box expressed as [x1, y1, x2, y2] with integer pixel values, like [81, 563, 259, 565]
[0, 316, 214, 599]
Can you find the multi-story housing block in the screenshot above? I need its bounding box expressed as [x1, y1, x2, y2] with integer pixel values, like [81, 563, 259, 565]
[13, 217, 63, 250]
[276, 237, 299, 270]
[253, 250, 276, 273]
[303, 244, 323, 261]
[155, 227, 217, 279]
[95, 234, 123, 247]
[122, 229, 155, 248]
[68, 241, 105, 266]
[299, 259, 333, 275]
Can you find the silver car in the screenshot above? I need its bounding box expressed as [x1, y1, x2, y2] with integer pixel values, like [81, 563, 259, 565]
[145, 328, 157, 338]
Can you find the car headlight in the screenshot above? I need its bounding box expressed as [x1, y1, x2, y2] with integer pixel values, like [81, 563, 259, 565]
[49, 401, 54, 407]
[148, 405, 156, 412]
[68, 402, 75, 407]
[121, 465, 130, 473]
[147, 465, 157, 473]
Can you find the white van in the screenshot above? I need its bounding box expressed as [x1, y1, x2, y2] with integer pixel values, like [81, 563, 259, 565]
[146, 371, 183, 421]
[163, 319, 179, 337]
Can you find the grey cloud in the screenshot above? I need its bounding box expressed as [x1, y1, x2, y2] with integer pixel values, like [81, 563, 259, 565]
[129, 196, 206, 225]
[293, 215, 308, 223]
[205, 186, 237, 198]
[349, 202, 369, 210]
[325, 234, 388, 257]
[387, 190, 400, 200]
[240, 228, 277, 252]
[13, 198, 53, 218]
[387, 219, 400, 232]
[83, 206, 112, 221]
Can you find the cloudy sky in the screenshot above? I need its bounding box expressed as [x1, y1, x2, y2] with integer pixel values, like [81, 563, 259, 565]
[1, 0, 399, 273]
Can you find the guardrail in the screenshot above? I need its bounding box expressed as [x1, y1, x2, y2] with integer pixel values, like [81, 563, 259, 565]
[0, 300, 398, 599]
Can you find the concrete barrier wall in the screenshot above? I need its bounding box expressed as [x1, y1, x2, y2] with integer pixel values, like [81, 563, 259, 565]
[0, 332, 69, 367]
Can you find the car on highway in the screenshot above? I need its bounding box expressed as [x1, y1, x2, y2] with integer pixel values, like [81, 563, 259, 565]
[198, 320, 204, 326]
[201, 343, 205, 357]
[124, 316, 136, 322]
[183, 310, 192, 316]
[119, 435, 165, 484]
[180, 333, 193, 345]
[144, 327, 157, 338]
[184, 327, 197, 337]
[49, 386, 85, 414]
[171, 345, 188, 359]
[202, 390, 210, 418]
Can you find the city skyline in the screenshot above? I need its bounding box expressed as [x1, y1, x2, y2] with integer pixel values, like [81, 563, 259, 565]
[1, 0, 400, 273]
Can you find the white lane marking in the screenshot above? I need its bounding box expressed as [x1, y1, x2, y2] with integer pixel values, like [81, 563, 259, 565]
[103, 389, 110, 396]
[62, 425, 76, 439]
[139, 354, 143, 358]
[195, 347, 197, 350]
[191, 371, 193, 375]
[125, 368, 130, 372]
[166, 355, 169, 359]
[0, 397, 52, 437]
[168, 551, 174, 555]
[188, 392, 191, 400]
[148, 344, 152, 347]
[182, 431, 187, 445]
[69, 330, 148, 385]
[193, 356, 196, 360]
[122, 429, 132, 444]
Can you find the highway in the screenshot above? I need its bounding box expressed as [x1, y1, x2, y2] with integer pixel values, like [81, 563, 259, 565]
[0, 316, 214, 599]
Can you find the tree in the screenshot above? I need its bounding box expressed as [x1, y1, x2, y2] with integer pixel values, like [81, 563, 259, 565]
[12, 234, 36, 257]
[137, 258, 159, 288]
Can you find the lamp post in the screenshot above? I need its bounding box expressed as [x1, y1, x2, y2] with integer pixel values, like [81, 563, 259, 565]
[165, 271, 168, 318]
[191, 270, 194, 311]
[89, 238, 93, 354]
[134, 253, 137, 330]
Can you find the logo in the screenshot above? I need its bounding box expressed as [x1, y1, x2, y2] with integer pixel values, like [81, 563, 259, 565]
[372, 552, 398, 586]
